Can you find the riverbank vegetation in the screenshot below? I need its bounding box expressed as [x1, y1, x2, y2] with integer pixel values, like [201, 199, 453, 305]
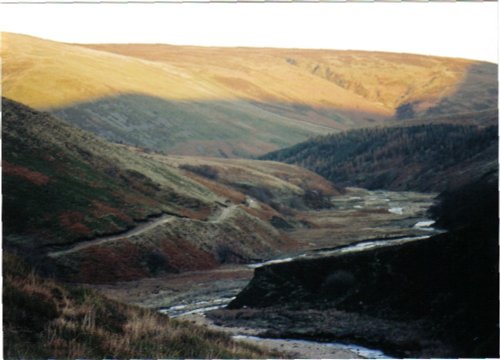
[3, 252, 280, 359]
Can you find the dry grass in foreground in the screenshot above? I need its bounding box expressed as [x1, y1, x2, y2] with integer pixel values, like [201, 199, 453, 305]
[3, 252, 280, 359]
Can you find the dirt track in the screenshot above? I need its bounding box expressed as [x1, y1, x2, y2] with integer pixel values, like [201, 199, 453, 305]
[49, 205, 241, 258]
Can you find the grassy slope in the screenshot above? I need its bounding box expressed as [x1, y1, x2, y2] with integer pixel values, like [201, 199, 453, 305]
[3, 252, 278, 359]
[3, 97, 337, 282]
[90, 43, 496, 114]
[261, 119, 498, 192]
[151, 155, 340, 209]
[3, 32, 496, 157]
[3, 97, 220, 248]
[1, 33, 382, 157]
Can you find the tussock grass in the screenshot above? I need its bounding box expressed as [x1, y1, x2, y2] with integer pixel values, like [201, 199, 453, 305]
[3, 252, 280, 359]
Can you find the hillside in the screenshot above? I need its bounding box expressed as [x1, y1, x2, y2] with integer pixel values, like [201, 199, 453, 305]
[3, 97, 338, 283]
[2, 32, 497, 157]
[3, 252, 277, 359]
[87, 43, 497, 118]
[261, 120, 498, 192]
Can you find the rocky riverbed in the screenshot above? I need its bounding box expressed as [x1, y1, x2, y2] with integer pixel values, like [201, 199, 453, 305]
[180, 312, 383, 358]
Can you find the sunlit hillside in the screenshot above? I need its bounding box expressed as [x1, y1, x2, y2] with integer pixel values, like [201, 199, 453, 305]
[2, 32, 497, 156]
[87, 42, 496, 114]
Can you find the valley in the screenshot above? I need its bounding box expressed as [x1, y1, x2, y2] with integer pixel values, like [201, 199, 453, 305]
[88, 187, 439, 358]
[2, 32, 498, 359]
[88, 188, 437, 309]
[209, 171, 498, 358]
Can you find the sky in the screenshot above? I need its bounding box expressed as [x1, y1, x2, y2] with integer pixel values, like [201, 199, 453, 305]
[0, 2, 498, 63]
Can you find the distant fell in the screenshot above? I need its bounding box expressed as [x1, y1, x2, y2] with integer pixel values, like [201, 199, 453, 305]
[2, 32, 497, 157]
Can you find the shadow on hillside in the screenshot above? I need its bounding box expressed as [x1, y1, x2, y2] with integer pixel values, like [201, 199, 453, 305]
[42, 60, 497, 158]
[45, 93, 388, 158]
[396, 62, 498, 120]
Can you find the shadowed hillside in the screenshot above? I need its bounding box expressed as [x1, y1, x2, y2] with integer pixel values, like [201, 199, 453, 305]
[261, 120, 498, 192]
[2, 32, 496, 157]
[2, 98, 219, 248]
[2, 97, 337, 283]
[50, 94, 338, 158]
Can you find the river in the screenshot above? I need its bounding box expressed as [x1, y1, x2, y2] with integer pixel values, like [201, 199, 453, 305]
[158, 223, 440, 359]
[159, 228, 438, 317]
[91, 188, 440, 358]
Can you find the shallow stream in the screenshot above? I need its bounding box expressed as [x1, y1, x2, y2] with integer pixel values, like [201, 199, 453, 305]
[233, 335, 392, 359]
[159, 223, 441, 358]
[153, 188, 440, 358]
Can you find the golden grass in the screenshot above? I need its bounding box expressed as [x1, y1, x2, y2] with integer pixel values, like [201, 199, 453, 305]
[148, 153, 340, 198]
[3, 32, 495, 158]
[3, 252, 280, 359]
[83, 42, 485, 113]
[1, 33, 234, 108]
[4, 31, 484, 117]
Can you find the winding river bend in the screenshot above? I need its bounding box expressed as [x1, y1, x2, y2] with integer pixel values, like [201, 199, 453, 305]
[159, 225, 440, 358]
[92, 188, 440, 358]
[247, 232, 435, 269]
[160, 220, 439, 317]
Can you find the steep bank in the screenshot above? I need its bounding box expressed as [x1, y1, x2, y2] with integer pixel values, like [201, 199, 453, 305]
[3, 252, 279, 359]
[215, 171, 499, 358]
